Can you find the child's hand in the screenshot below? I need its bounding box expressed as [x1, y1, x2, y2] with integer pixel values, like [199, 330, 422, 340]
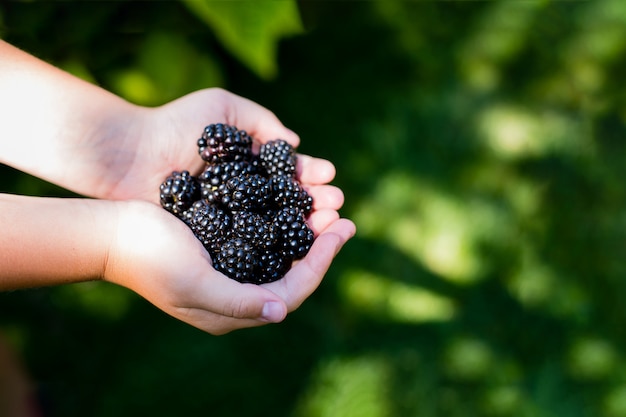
[104, 200, 355, 335]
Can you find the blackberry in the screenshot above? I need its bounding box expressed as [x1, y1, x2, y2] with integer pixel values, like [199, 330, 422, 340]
[220, 173, 271, 212]
[197, 123, 253, 164]
[198, 160, 257, 203]
[159, 170, 200, 216]
[186, 200, 232, 253]
[159, 123, 317, 285]
[231, 211, 276, 250]
[273, 207, 315, 260]
[257, 139, 297, 178]
[270, 175, 313, 215]
[255, 250, 291, 284]
[213, 237, 258, 283]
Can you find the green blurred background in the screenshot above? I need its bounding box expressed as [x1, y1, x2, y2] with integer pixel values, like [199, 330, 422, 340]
[2, 1, 626, 416]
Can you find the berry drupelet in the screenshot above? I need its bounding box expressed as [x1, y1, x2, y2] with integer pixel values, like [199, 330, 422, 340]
[185, 199, 232, 254]
[270, 175, 314, 215]
[231, 211, 277, 250]
[198, 160, 258, 203]
[273, 207, 315, 261]
[257, 139, 297, 178]
[220, 173, 271, 212]
[213, 238, 258, 283]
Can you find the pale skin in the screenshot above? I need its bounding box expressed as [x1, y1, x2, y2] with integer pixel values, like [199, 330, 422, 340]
[0, 40, 356, 336]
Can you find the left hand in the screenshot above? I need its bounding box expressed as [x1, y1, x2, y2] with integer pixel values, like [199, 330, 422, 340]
[95, 88, 303, 203]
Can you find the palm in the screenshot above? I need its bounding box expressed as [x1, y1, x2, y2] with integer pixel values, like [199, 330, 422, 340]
[103, 88, 303, 204]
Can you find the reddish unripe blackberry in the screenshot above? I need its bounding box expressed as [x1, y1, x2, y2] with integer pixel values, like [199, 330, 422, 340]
[270, 175, 313, 215]
[213, 238, 258, 283]
[159, 170, 200, 216]
[197, 123, 253, 164]
[273, 207, 315, 260]
[257, 139, 297, 178]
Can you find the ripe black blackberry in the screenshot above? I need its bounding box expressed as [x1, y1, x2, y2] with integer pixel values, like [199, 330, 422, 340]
[231, 211, 276, 250]
[213, 237, 258, 283]
[159, 170, 200, 216]
[220, 173, 271, 212]
[270, 175, 313, 215]
[273, 207, 315, 260]
[197, 123, 253, 164]
[159, 123, 316, 284]
[255, 250, 291, 284]
[257, 139, 297, 178]
[198, 160, 257, 203]
[186, 199, 232, 253]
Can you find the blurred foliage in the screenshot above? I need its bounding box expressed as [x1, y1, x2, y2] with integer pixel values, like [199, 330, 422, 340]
[181, 0, 303, 79]
[2, 1, 626, 416]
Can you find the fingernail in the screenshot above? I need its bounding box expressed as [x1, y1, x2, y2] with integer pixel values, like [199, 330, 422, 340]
[262, 301, 286, 323]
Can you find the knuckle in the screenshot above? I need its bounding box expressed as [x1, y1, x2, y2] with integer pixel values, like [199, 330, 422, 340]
[224, 295, 257, 319]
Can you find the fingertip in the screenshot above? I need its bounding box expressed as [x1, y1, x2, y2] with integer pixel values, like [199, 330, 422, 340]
[259, 217, 356, 313]
[307, 185, 345, 211]
[297, 155, 336, 184]
[317, 218, 357, 253]
[283, 127, 301, 148]
[340, 218, 357, 240]
[307, 209, 340, 236]
[260, 300, 288, 323]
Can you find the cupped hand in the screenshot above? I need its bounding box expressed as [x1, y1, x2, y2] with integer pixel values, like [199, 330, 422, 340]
[100, 87, 346, 230]
[99, 88, 355, 333]
[102, 88, 302, 203]
[105, 200, 355, 335]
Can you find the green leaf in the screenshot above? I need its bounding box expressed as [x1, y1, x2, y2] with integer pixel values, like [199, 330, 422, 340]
[181, 0, 303, 79]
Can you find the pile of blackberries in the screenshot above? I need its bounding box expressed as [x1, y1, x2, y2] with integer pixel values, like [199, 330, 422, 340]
[159, 123, 315, 284]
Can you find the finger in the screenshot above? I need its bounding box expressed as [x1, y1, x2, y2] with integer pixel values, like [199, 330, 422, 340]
[306, 185, 345, 211]
[296, 155, 336, 185]
[170, 305, 273, 336]
[263, 218, 356, 312]
[307, 209, 340, 236]
[171, 271, 287, 323]
[224, 91, 300, 147]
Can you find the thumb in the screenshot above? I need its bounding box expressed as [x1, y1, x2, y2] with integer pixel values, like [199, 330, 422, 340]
[222, 91, 300, 147]
[179, 272, 288, 322]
